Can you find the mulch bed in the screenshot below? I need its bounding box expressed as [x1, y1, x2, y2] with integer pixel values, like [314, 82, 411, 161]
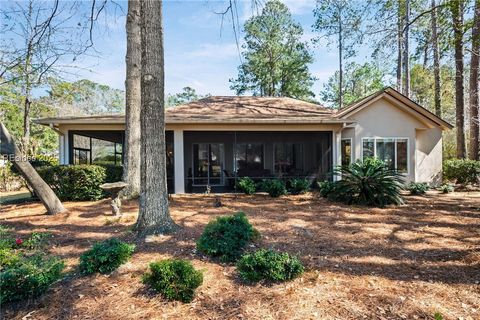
[1, 191, 479, 319]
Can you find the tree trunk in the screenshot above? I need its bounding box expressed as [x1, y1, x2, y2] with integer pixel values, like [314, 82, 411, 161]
[136, 0, 177, 235]
[431, 0, 442, 117]
[338, 18, 343, 109]
[0, 123, 66, 215]
[451, 0, 466, 158]
[397, 0, 403, 92]
[469, 0, 480, 160]
[403, 0, 410, 97]
[122, 0, 142, 198]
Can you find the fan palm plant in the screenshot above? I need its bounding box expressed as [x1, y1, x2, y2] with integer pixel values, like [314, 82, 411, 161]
[330, 158, 405, 207]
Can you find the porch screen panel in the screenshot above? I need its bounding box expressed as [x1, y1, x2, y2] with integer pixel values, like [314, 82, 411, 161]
[92, 138, 116, 165]
[209, 143, 224, 185]
[234, 143, 264, 175]
[193, 144, 209, 185]
[274, 143, 304, 176]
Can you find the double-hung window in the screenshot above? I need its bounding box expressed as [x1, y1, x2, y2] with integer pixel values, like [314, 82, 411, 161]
[362, 138, 408, 173]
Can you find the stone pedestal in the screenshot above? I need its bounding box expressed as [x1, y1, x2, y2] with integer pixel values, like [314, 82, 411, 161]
[100, 182, 129, 216]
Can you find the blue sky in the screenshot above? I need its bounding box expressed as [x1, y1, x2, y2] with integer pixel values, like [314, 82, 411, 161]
[74, 0, 371, 99]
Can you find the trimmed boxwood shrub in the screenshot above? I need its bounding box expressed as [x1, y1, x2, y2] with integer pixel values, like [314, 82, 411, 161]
[196, 212, 258, 262]
[79, 238, 135, 274]
[438, 183, 454, 194]
[236, 177, 256, 194]
[236, 249, 304, 282]
[317, 180, 335, 198]
[287, 178, 311, 195]
[0, 254, 65, 304]
[37, 165, 106, 201]
[407, 182, 429, 195]
[142, 259, 203, 303]
[443, 159, 480, 185]
[261, 179, 287, 197]
[101, 164, 123, 183]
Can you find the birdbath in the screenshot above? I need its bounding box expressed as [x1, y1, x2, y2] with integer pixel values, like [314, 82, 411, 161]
[100, 182, 129, 216]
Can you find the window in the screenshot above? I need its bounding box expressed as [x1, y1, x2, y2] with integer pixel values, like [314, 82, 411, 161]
[362, 138, 409, 173]
[193, 143, 224, 185]
[234, 143, 264, 175]
[341, 139, 352, 166]
[72, 134, 123, 165]
[274, 143, 303, 176]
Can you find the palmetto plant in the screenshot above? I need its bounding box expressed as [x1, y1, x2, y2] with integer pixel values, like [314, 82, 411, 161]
[330, 158, 405, 207]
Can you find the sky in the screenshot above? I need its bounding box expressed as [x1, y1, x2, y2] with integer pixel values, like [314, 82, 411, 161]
[60, 0, 371, 99]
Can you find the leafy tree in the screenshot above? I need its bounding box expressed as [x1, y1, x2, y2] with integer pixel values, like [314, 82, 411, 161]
[230, 0, 315, 100]
[321, 62, 387, 107]
[46, 78, 124, 115]
[313, 0, 363, 108]
[166, 87, 208, 107]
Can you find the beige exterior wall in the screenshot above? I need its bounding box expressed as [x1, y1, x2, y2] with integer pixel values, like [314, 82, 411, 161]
[341, 98, 443, 184]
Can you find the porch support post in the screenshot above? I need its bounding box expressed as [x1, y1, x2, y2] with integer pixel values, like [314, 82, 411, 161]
[173, 129, 185, 194]
[59, 134, 65, 165]
[64, 131, 70, 165]
[333, 130, 342, 181]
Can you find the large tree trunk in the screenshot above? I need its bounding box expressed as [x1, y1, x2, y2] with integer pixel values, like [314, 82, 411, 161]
[122, 0, 142, 198]
[338, 17, 343, 109]
[0, 123, 66, 215]
[403, 0, 410, 97]
[469, 0, 480, 160]
[431, 0, 442, 117]
[451, 0, 466, 158]
[136, 0, 177, 235]
[396, 0, 403, 92]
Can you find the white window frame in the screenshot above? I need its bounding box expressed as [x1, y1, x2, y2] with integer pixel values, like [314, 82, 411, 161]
[341, 138, 353, 166]
[361, 137, 409, 174]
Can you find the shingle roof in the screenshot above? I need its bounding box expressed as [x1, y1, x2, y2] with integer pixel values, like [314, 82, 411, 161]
[35, 96, 348, 125]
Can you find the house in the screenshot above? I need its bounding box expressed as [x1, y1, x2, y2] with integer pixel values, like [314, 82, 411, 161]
[35, 87, 453, 194]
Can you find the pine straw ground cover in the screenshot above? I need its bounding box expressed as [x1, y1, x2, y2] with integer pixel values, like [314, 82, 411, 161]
[0, 192, 479, 320]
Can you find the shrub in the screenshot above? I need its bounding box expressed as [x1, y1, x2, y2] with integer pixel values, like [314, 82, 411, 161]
[142, 259, 203, 303]
[407, 182, 429, 195]
[236, 249, 304, 282]
[79, 238, 135, 274]
[38, 165, 106, 201]
[196, 212, 258, 262]
[287, 178, 311, 195]
[317, 180, 335, 198]
[22, 232, 52, 250]
[101, 164, 123, 183]
[438, 183, 454, 194]
[0, 254, 64, 304]
[443, 159, 480, 185]
[236, 177, 256, 195]
[261, 179, 287, 198]
[330, 158, 404, 207]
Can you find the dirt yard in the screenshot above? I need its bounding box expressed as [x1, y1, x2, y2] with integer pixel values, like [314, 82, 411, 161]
[1, 192, 479, 320]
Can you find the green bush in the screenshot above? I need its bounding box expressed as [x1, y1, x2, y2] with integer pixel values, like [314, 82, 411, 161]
[38, 165, 107, 201]
[79, 238, 135, 274]
[196, 212, 258, 262]
[317, 180, 335, 198]
[101, 164, 123, 183]
[329, 158, 404, 207]
[10, 154, 58, 175]
[287, 178, 311, 195]
[236, 177, 256, 195]
[443, 159, 480, 185]
[261, 179, 287, 197]
[142, 259, 203, 303]
[22, 232, 52, 250]
[407, 182, 429, 195]
[236, 249, 304, 282]
[438, 183, 454, 194]
[0, 254, 64, 304]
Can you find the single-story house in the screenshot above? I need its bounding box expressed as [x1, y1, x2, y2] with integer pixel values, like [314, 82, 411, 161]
[35, 87, 453, 194]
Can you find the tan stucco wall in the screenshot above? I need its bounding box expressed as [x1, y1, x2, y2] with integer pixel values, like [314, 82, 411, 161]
[415, 128, 443, 185]
[341, 98, 442, 183]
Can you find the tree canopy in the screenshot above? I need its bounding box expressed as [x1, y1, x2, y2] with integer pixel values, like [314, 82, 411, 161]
[230, 0, 315, 100]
